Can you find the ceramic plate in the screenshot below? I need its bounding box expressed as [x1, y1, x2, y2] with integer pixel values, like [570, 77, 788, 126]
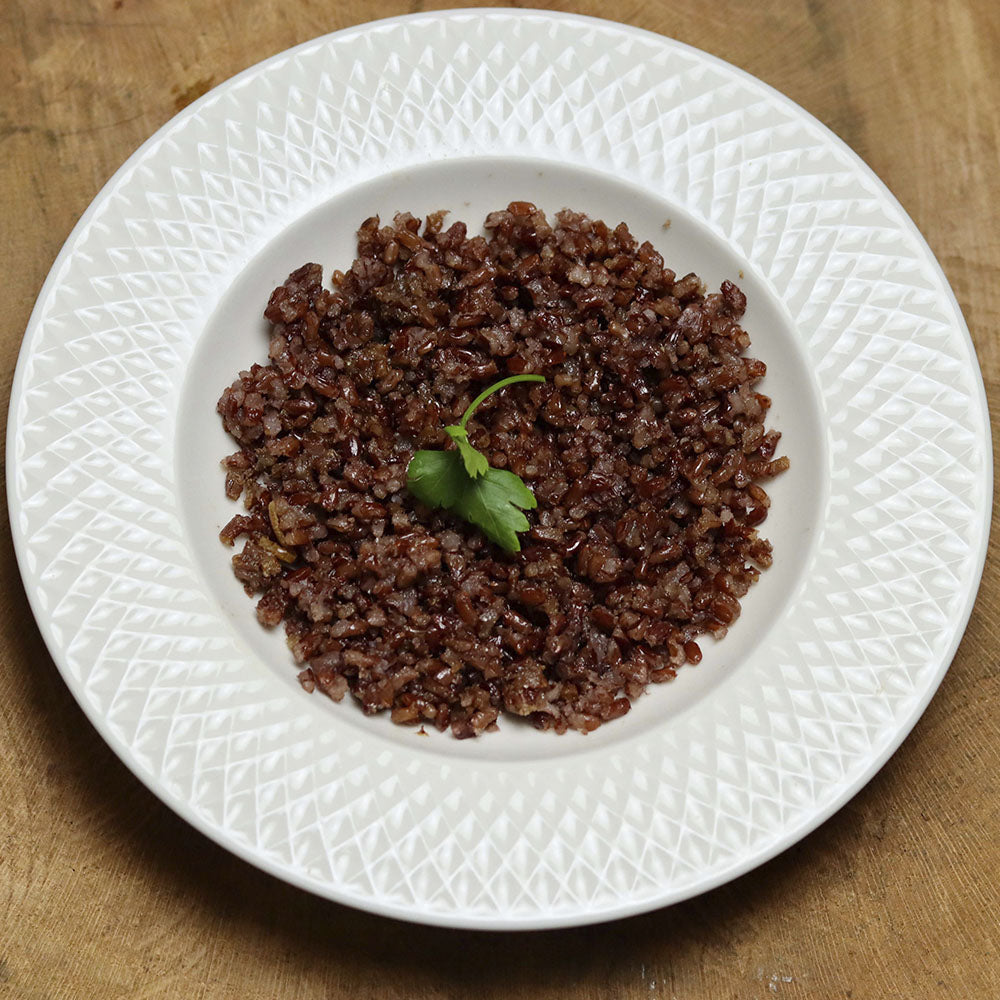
[8, 10, 991, 929]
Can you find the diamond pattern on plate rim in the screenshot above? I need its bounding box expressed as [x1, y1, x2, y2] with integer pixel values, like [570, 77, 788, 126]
[8, 11, 989, 925]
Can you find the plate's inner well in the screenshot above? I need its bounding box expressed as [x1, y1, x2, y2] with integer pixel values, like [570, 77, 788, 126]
[176, 156, 828, 763]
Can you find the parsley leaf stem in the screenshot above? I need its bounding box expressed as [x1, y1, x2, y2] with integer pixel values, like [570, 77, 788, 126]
[458, 374, 545, 430]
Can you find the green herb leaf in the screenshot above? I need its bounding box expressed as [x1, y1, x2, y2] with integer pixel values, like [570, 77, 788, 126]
[405, 374, 545, 552]
[444, 425, 489, 479]
[452, 467, 538, 553]
[406, 449, 469, 509]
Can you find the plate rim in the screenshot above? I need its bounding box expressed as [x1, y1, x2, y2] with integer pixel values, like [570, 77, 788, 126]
[7, 8, 993, 930]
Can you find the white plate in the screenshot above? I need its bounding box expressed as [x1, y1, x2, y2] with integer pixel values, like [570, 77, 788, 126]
[8, 10, 991, 929]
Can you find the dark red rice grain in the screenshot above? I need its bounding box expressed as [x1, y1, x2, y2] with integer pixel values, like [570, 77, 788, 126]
[217, 204, 788, 738]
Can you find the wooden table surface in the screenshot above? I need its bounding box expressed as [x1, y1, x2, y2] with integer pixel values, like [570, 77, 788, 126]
[2, 1, 998, 997]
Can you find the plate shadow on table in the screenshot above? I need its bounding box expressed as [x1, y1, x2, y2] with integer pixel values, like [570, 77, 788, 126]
[5, 545, 923, 992]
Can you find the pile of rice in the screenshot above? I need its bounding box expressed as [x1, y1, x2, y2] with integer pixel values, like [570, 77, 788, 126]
[217, 202, 787, 737]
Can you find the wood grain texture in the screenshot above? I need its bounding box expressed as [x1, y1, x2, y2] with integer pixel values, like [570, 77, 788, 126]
[1, 1, 998, 997]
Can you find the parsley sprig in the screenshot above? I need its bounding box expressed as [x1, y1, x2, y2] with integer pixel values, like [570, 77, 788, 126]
[406, 374, 545, 552]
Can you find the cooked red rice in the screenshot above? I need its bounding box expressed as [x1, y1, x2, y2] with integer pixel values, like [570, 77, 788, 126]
[217, 203, 788, 737]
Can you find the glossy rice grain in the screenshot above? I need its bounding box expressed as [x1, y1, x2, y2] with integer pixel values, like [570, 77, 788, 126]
[217, 204, 788, 738]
